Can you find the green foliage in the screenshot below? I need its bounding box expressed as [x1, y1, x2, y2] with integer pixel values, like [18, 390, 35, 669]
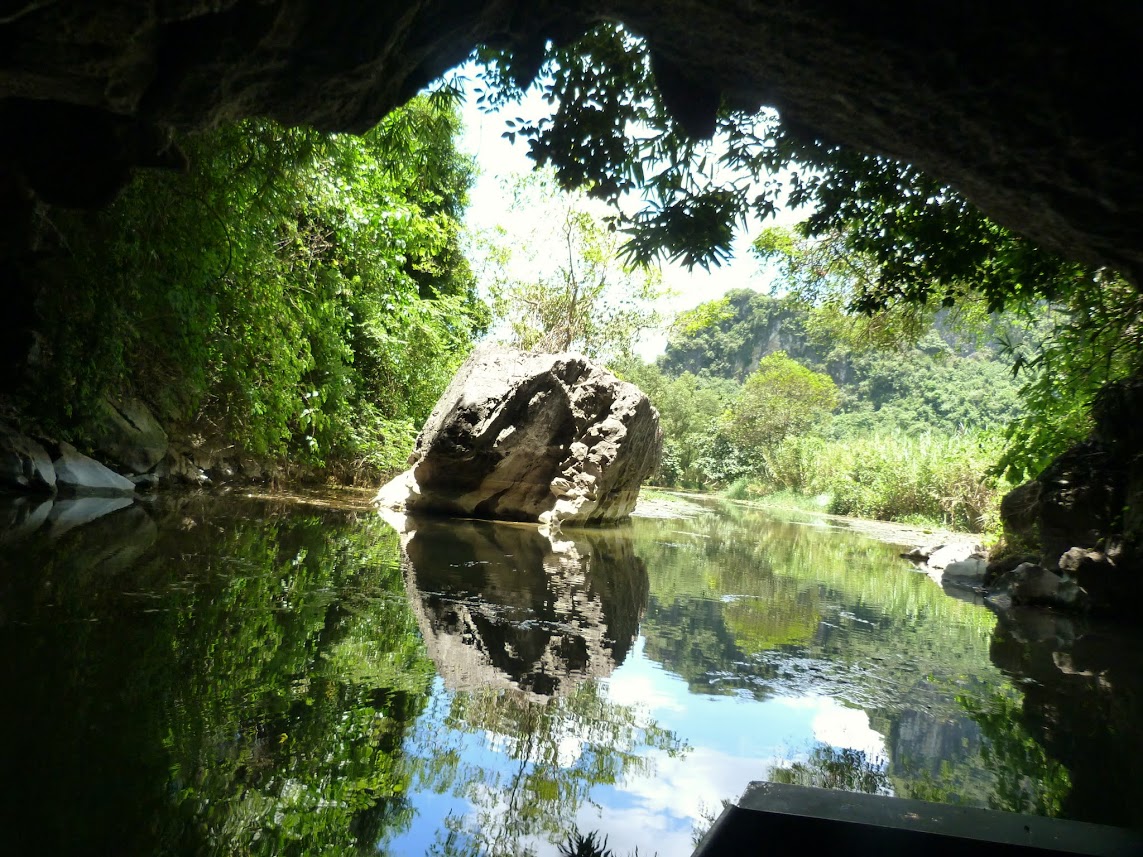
[625, 291, 1013, 529]
[639, 279, 1028, 528]
[476, 22, 1099, 313]
[725, 351, 839, 456]
[613, 356, 743, 488]
[996, 274, 1143, 479]
[0, 497, 437, 855]
[755, 431, 1010, 532]
[660, 290, 1025, 440]
[751, 223, 1132, 481]
[475, 24, 1138, 504]
[828, 342, 1024, 438]
[958, 690, 1072, 817]
[34, 92, 485, 476]
[769, 746, 889, 795]
[479, 171, 664, 362]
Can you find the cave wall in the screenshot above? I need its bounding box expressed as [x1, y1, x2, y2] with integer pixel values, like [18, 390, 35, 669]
[1, 1, 1142, 283]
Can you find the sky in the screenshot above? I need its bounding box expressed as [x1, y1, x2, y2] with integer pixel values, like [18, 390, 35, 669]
[451, 66, 802, 358]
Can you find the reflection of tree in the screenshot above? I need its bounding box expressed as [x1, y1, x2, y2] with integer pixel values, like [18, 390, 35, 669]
[0, 496, 436, 856]
[628, 500, 1077, 819]
[957, 689, 1071, 817]
[406, 680, 687, 856]
[769, 745, 890, 795]
[636, 506, 998, 708]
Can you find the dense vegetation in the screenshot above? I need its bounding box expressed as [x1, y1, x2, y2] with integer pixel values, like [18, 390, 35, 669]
[28, 90, 486, 478]
[616, 288, 1026, 531]
[11, 21, 1137, 534]
[478, 22, 1143, 522]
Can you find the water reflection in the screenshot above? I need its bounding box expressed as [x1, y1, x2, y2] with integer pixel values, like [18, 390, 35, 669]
[0, 495, 434, 856]
[388, 516, 683, 855]
[986, 606, 1143, 826]
[399, 517, 648, 697]
[1, 492, 1141, 856]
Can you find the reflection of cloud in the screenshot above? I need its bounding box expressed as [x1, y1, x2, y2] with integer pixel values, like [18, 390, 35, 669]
[605, 670, 686, 713]
[568, 745, 786, 856]
[770, 695, 886, 760]
[579, 699, 887, 856]
[572, 799, 696, 857]
[810, 700, 886, 760]
[482, 728, 585, 769]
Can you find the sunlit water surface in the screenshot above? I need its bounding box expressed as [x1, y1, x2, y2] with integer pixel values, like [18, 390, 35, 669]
[1, 491, 1139, 856]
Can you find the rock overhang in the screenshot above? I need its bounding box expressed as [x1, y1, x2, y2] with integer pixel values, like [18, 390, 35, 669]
[0, 2, 1141, 283]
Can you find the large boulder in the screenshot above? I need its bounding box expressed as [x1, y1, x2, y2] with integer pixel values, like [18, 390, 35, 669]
[89, 396, 168, 474]
[376, 346, 662, 527]
[53, 442, 136, 496]
[995, 375, 1143, 617]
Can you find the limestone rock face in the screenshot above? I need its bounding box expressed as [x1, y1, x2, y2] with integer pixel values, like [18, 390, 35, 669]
[377, 346, 661, 527]
[90, 397, 169, 474]
[2, 4, 1142, 285]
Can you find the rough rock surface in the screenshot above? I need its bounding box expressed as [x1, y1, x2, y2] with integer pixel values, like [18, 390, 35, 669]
[90, 396, 169, 474]
[988, 562, 1086, 610]
[376, 346, 661, 527]
[1, 4, 1142, 286]
[53, 441, 136, 496]
[996, 375, 1143, 617]
[0, 428, 55, 492]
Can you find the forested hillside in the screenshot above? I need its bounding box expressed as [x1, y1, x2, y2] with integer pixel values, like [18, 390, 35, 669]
[618, 289, 1032, 531]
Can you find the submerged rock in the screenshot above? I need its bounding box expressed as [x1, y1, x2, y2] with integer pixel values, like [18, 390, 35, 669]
[376, 346, 662, 527]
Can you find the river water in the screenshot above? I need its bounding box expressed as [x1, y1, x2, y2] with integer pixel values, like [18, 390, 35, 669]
[1, 491, 1140, 855]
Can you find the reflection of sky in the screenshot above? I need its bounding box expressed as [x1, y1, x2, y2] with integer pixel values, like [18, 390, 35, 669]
[387, 640, 888, 856]
[585, 638, 888, 856]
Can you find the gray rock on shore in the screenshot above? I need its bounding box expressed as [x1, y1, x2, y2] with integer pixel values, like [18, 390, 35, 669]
[54, 442, 136, 496]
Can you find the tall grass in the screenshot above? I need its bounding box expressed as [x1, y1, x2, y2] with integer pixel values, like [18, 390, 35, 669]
[750, 431, 1010, 533]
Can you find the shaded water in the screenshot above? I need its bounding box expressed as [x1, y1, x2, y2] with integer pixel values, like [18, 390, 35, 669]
[0, 492, 1140, 855]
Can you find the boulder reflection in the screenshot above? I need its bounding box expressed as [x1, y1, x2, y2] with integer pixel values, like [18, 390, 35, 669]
[398, 517, 649, 698]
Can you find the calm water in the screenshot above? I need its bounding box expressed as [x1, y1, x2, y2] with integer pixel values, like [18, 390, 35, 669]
[1, 491, 1140, 856]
